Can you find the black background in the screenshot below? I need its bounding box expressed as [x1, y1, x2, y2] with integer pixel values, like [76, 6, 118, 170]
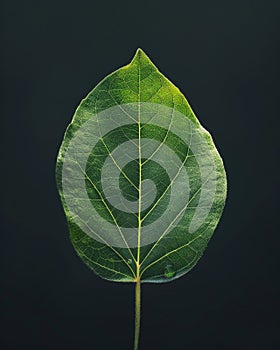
[2, 1, 280, 349]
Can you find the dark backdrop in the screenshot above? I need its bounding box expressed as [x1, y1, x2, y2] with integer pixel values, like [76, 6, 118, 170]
[1, 1, 280, 349]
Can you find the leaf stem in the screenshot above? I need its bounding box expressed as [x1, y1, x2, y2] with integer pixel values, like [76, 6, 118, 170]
[133, 278, 141, 350]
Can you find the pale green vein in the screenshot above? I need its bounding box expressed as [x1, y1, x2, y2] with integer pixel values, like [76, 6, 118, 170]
[140, 223, 210, 277]
[72, 151, 137, 265]
[71, 214, 136, 278]
[141, 125, 193, 224]
[140, 173, 212, 267]
[141, 253, 199, 280]
[79, 250, 135, 281]
[96, 116, 139, 192]
[142, 98, 175, 166]
[136, 55, 142, 279]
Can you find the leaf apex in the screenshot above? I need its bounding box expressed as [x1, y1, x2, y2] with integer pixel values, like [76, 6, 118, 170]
[131, 48, 151, 63]
[134, 47, 146, 57]
[130, 48, 158, 73]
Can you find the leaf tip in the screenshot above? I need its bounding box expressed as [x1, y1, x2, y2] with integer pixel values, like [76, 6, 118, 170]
[132, 47, 151, 62]
[130, 48, 157, 71]
[134, 47, 146, 57]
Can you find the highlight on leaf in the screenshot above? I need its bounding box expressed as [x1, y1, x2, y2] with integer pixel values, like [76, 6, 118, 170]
[56, 48, 227, 350]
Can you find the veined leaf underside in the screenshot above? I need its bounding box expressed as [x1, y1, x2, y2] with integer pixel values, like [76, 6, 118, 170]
[56, 49, 227, 283]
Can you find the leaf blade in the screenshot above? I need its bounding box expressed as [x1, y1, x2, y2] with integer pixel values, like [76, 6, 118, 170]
[56, 49, 227, 283]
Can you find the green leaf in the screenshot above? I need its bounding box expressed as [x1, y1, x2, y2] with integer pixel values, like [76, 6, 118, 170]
[56, 49, 227, 284]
